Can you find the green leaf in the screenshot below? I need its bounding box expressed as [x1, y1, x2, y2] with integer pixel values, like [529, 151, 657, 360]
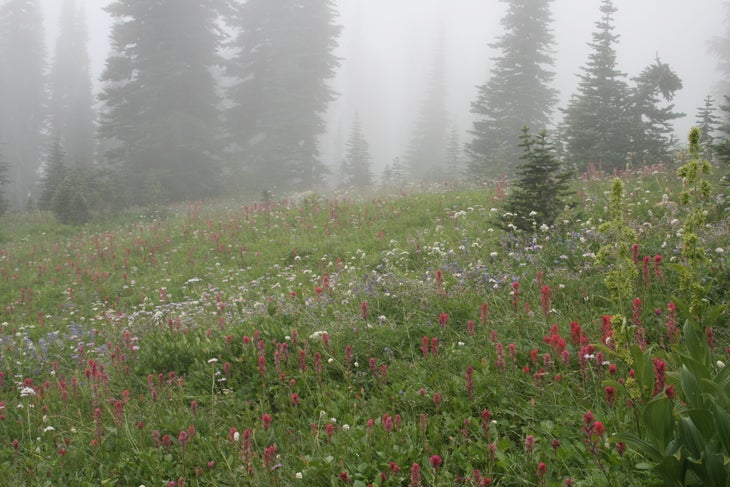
[711, 401, 730, 454]
[642, 397, 675, 451]
[678, 416, 705, 460]
[703, 451, 728, 487]
[686, 408, 714, 440]
[680, 365, 705, 410]
[612, 433, 662, 462]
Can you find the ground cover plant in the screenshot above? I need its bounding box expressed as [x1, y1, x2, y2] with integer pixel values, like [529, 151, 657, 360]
[0, 154, 728, 486]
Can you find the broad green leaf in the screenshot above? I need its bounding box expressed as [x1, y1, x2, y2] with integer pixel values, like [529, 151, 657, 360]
[680, 365, 705, 410]
[703, 451, 727, 487]
[686, 408, 714, 440]
[678, 416, 705, 460]
[642, 397, 675, 450]
[711, 401, 730, 454]
[612, 433, 662, 462]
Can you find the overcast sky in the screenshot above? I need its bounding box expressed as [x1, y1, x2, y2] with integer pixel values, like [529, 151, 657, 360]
[41, 0, 728, 171]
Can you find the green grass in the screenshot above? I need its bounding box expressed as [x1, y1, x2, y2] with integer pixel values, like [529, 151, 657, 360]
[0, 167, 727, 486]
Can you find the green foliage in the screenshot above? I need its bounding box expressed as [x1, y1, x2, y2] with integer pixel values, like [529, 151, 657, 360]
[714, 96, 730, 182]
[98, 0, 225, 204]
[676, 127, 714, 315]
[38, 136, 68, 211]
[595, 178, 638, 303]
[226, 0, 341, 192]
[341, 115, 373, 188]
[467, 0, 557, 177]
[0, 150, 9, 216]
[613, 318, 730, 487]
[695, 95, 721, 162]
[51, 168, 91, 225]
[497, 126, 573, 232]
[563, 2, 683, 171]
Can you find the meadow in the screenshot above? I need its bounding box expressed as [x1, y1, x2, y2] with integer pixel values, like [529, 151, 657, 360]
[0, 159, 728, 486]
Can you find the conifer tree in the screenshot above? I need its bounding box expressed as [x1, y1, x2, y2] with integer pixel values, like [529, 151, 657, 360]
[0, 149, 8, 216]
[626, 58, 683, 164]
[226, 0, 341, 192]
[98, 0, 225, 205]
[708, 2, 730, 96]
[38, 136, 68, 212]
[0, 0, 46, 209]
[404, 35, 449, 182]
[445, 126, 464, 179]
[714, 96, 730, 181]
[498, 126, 573, 232]
[695, 95, 721, 161]
[50, 0, 95, 168]
[341, 115, 373, 188]
[562, 0, 630, 172]
[467, 0, 557, 178]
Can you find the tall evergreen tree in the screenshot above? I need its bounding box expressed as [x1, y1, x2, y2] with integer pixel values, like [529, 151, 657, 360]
[38, 136, 68, 212]
[0, 148, 8, 216]
[0, 0, 46, 209]
[225, 0, 341, 192]
[708, 2, 730, 97]
[562, 0, 630, 172]
[404, 34, 450, 182]
[341, 115, 372, 188]
[445, 126, 464, 179]
[715, 96, 730, 180]
[695, 95, 721, 161]
[467, 0, 558, 178]
[98, 0, 225, 205]
[50, 0, 95, 168]
[625, 58, 683, 164]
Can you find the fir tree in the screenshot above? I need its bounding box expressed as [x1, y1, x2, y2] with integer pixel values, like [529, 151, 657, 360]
[404, 34, 449, 182]
[498, 126, 573, 232]
[98, 0, 225, 205]
[445, 126, 464, 179]
[562, 0, 630, 172]
[50, 0, 95, 168]
[467, 0, 557, 178]
[708, 2, 730, 97]
[226, 0, 341, 192]
[341, 115, 373, 188]
[38, 136, 68, 212]
[625, 57, 683, 164]
[0, 149, 8, 216]
[695, 95, 721, 162]
[0, 0, 46, 209]
[51, 167, 90, 225]
[714, 96, 730, 182]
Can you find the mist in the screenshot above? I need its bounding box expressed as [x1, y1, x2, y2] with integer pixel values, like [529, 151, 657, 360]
[24, 0, 730, 196]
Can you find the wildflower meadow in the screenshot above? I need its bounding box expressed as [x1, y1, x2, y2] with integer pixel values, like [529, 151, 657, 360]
[0, 158, 728, 486]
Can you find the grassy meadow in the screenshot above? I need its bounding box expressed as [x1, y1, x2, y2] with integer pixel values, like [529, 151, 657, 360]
[0, 161, 728, 486]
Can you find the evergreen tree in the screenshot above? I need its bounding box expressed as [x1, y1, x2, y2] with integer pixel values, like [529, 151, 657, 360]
[226, 0, 341, 192]
[341, 115, 373, 188]
[445, 126, 464, 179]
[467, 0, 558, 178]
[695, 95, 721, 161]
[0, 149, 8, 216]
[50, 0, 95, 168]
[562, 0, 630, 172]
[625, 58, 683, 164]
[0, 0, 46, 209]
[404, 34, 449, 182]
[38, 136, 68, 211]
[51, 167, 90, 225]
[98, 0, 225, 205]
[390, 157, 406, 187]
[708, 2, 730, 96]
[498, 126, 573, 232]
[714, 96, 730, 181]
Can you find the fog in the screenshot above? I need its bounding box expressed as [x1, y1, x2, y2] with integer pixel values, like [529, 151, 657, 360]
[40, 0, 727, 174]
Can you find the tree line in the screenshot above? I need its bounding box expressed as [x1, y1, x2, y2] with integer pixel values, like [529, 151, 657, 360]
[0, 0, 729, 222]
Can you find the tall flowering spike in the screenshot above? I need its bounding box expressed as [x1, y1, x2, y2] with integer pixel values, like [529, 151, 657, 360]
[409, 463, 422, 487]
[360, 301, 369, 319]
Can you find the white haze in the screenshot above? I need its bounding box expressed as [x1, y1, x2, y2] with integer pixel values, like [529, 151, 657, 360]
[41, 0, 726, 174]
